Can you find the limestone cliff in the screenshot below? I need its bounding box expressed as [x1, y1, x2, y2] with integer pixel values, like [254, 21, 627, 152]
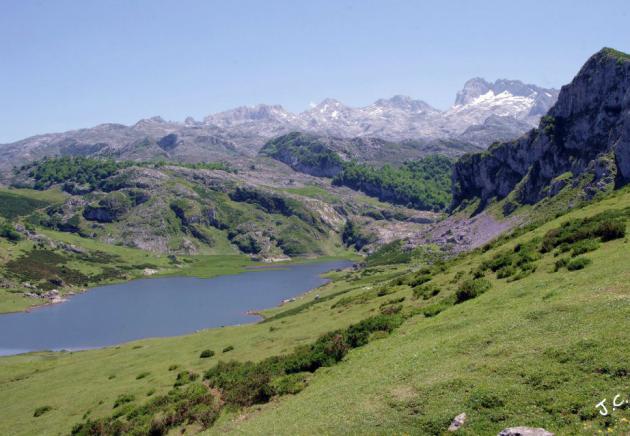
[451, 48, 630, 211]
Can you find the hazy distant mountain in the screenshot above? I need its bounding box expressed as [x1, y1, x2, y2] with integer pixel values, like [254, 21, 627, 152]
[0, 78, 558, 171]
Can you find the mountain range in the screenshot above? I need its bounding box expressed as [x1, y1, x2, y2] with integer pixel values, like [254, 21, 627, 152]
[0, 78, 558, 172]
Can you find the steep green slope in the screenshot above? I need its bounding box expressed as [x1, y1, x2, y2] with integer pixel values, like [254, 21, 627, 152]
[221, 189, 630, 435]
[332, 156, 453, 211]
[2, 188, 630, 435]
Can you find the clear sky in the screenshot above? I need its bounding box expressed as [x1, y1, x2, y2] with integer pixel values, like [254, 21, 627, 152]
[1, 0, 629, 143]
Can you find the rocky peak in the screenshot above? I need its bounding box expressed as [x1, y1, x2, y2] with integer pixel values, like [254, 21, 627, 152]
[204, 104, 296, 127]
[451, 47, 630, 212]
[455, 78, 492, 106]
[373, 95, 437, 113]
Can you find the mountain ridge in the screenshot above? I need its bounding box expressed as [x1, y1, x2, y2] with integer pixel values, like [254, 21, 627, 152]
[0, 78, 558, 172]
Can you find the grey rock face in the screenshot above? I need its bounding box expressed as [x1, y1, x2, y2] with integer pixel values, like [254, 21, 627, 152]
[452, 48, 630, 210]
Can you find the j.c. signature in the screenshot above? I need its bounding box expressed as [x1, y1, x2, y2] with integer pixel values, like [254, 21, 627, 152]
[595, 394, 629, 416]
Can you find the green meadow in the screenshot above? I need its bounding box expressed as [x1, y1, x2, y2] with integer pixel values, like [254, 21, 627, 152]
[1, 189, 630, 434]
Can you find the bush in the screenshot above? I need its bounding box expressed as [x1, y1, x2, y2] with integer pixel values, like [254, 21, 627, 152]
[0, 223, 22, 242]
[174, 370, 199, 387]
[496, 266, 515, 279]
[200, 349, 215, 359]
[408, 273, 432, 287]
[554, 258, 568, 272]
[456, 278, 491, 304]
[72, 383, 219, 435]
[571, 239, 600, 257]
[33, 406, 52, 417]
[379, 304, 402, 315]
[597, 220, 626, 241]
[113, 394, 135, 409]
[412, 284, 440, 300]
[541, 210, 629, 252]
[135, 372, 150, 380]
[567, 257, 592, 271]
[204, 361, 274, 406]
[222, 345, 234, 353]
[270, 372, 311, 395]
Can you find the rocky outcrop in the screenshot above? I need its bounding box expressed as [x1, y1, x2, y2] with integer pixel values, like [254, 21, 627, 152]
[83, 192, 132, 223]
[452, 48, 630, 211]
[260, 132, 345, 177]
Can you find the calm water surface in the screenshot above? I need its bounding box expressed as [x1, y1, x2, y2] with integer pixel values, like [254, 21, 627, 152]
[0, 260, 352, 356]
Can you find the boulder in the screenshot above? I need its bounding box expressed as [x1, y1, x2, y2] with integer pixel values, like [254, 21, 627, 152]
[447, 412, 466, 432]
[498, 426, 554, 436]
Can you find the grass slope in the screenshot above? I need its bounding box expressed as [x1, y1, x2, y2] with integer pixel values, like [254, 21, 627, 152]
[2, 190, 630, 434]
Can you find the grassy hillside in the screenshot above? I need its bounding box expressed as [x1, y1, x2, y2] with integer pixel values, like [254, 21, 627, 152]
[2, 188, 630, 434]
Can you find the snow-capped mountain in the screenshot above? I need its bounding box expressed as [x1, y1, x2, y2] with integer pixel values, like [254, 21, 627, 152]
[447, 78, 560, 132]
[194, 78, 558, 143]
[0, 78, 559, 171]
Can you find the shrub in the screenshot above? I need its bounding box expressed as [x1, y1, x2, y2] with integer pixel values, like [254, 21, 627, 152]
[200, 349, 215, 359]
[222, 345, 235, 353]
[344, 314, 403, 348]
[412, 284, 440, 300]
[135, 372, 150, 380]
[204, 361, 274, 406]
[174, 370, 199, 387]
[496, 266, 515, 279]
[379, 304, 402, 315]
[72, 383, 219, 435]
[408, 273, 432, 287]
[567, 257, 592, 271]
[270, 372, 311, 396]
[0, 223, 22, 242]
[113, 394, 135, 409]
[33, 406, 52, 417]
[597, 220, 626, 241]
[456, 278, 491, 304]
[168, 364, 179, 371]
[571, 239, 600, 257]
[554, 258, 568, 272]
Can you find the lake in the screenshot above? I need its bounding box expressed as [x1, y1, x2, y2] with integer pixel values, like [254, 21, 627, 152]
[0, 260, 352, 356]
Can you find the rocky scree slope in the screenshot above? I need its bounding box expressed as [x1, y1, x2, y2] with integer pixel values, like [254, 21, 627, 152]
[452, 48, 630, 212]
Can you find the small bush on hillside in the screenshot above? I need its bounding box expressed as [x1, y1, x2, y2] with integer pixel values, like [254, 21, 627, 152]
[0, 223, 22, 242]
[72, 383, 220, 435]
[222, 345, 234, 353]
[168, 364, 179, 371]
[407, 273, 432, 287]
[174, 370, 199, 387]
[113, 394, 135, 409]
[541, 209, 629, 252]
[200, 349, 215, 359]
[135, 372, 150, 380]
[456, 278, 491, 304]
[571, 239, 600, 256]
[33, 406, 52, 417]
[597, 220, 626, 241]
[554, 258, 568, 272]
[412, 284, 440, 300]
[270, 372, 311, 396]
[567, 257, 592, 271]
[379, 304, 402, 315]
[496, 266, 516, 279]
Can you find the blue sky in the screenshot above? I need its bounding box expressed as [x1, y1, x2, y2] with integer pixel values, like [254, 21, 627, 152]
[1, 0, 629, 143]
